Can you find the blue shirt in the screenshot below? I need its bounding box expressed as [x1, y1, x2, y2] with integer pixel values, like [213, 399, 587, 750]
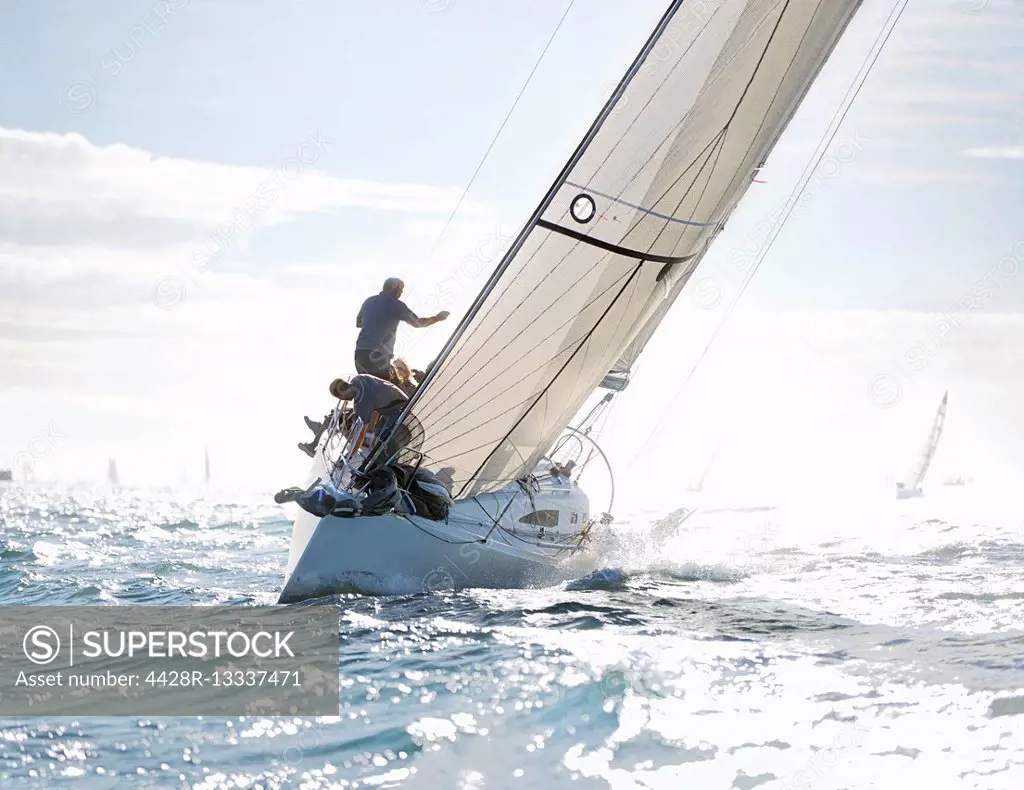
[350, 374, 408, 425]
[355, 293, 418, 360]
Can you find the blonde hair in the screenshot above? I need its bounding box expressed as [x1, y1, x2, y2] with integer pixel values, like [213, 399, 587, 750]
[391, 358, 412, 384]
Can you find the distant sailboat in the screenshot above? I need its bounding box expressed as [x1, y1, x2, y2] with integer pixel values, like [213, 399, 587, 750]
[0, 468, 12, 483]
[108, 458, 119, 487]
[896, 391, 947, 500]
[204, 448, 211, 486]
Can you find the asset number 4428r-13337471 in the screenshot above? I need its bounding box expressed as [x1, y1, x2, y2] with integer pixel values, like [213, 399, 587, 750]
[144, 670, 301, 687]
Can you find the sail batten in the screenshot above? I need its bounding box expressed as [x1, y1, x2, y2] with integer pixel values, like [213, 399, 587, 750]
[393, 0, 863, 497]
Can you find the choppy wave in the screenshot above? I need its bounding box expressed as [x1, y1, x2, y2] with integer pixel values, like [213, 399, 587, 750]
[0, 483, 1022, 788]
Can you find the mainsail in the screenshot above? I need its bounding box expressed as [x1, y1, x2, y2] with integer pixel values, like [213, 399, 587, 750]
[393, 0, 863, 499]
[602, 222, 725, 392]
[108, 458, 119, 487]
[901, 391, 948, 492]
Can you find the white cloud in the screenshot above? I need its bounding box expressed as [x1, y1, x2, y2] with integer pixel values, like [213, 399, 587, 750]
[882, 54, 1024, 77]
[964, 145, 1024, 159]
[0, 124, 516, 488]
[0, 126, 490, 249]
[850, 167, 1002, 186]
[907, 4, 1024, 33]
[0, 125, 508, 339]
[870, 88, 1022, 107]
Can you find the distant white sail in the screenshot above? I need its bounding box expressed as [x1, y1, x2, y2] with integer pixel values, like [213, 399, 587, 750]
[108, 458, 119, 486]
[900, 391, 947, 492]
[204, 449, 211, 485]
[397, 0, 863, 499]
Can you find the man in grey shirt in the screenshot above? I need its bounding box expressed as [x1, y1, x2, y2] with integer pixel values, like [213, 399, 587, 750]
[355, 277, 450, 379]
[330, 374, 409, 457]
[298, 374, 410, 458]
[298, 279, 448, 458]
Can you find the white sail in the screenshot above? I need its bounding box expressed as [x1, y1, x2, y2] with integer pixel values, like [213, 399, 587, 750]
[396, 0, 862, 499]
[602, 222, 724, 392]
[901, 391, 948, 492]
[108, 458, 119, 486]
[204, 449, 211, 485]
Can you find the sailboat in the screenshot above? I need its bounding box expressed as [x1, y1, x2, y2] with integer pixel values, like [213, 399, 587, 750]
[204, 448, 211, 486]
[895, 391, 947, 500]
[108, 458, 120, 487]
[0, 468, 12, 483]
[279, 0, 867, 602]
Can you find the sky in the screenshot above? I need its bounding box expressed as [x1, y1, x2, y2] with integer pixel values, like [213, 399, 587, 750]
[0, 0, 1022, 496]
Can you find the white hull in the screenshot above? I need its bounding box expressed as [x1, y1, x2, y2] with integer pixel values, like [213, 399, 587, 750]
[896, 486, 922, 499]
[279, 465, 597, 602]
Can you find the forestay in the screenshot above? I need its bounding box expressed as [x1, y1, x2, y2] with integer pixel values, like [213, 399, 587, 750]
[397, 0, 862, 499]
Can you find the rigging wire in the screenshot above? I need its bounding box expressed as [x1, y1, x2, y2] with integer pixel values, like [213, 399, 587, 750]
[410, 2, 825, 466]
[630, 0, 910, 465]
[422, 0, 577, 264]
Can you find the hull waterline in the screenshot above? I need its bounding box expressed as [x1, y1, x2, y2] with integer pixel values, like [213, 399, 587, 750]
[279, 474, 596, 602]
[279, 511, 596, 602]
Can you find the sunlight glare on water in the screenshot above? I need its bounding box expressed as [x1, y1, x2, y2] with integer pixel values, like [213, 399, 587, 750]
[0, 481, 1022, 788]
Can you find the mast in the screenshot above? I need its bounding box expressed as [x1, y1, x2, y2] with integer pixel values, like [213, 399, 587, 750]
[378, 1, 864, 499]
[377, 0, 691, 455]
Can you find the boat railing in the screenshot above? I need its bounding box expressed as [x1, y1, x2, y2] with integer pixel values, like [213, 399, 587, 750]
[544, 425, 615, 515]
[381, 445, 426, 474]
[323, 411, 366, 489]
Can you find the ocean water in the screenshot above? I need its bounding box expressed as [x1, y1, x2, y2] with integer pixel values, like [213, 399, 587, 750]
[0, 482, 1022, 789]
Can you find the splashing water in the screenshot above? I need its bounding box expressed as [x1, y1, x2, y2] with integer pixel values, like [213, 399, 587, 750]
[0, 482, 1022, 788]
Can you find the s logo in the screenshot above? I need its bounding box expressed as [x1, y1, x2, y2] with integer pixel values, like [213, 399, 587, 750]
[23, 625, 61, 665]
